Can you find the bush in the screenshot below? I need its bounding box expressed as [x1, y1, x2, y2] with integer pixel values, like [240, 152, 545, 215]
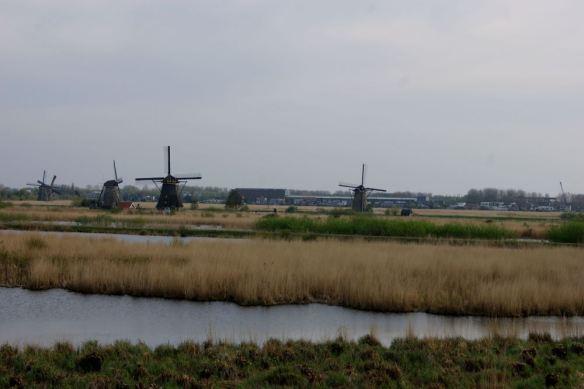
[225, 190, 243, 209]
[285, 206, 298, 214]
[0, 201, 12, 209]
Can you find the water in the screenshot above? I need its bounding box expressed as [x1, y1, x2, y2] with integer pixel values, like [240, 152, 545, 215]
[1, 288, 582, 347]
[0, 229, 244, 245]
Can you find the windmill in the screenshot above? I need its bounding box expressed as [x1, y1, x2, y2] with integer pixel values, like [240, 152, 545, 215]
[98, 161, 123, 209]
[135, 146, 202, 210]
[27, 170, 59, 201]
[339, 164, 386, 212]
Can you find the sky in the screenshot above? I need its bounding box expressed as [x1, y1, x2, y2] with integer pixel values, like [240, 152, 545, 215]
[1, 1, 583, 195]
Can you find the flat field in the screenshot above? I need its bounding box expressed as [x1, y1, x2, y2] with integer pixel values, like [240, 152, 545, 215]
[2, 233, 584, 316]
[0, 202, 563, 240]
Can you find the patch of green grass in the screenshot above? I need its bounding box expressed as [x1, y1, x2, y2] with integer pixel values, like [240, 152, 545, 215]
[0, 212, 31, 222]
[1, 336, 583, 387]
[548, 221, 584, 243]
[256, 215, 517, 240]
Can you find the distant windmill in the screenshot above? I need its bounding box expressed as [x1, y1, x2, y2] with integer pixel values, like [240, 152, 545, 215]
[136, 146, 202, 210]
[98, 161, 123, 209]
[27, 170, 59, 201]
[339, 164, 386, 212]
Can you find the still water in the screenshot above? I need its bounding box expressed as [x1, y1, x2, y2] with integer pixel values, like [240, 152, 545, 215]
[1, 288, 582, 347]
[0, 229, 242, 245]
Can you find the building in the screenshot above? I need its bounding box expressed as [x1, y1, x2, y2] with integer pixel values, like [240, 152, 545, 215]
[235, 188, 288, 205]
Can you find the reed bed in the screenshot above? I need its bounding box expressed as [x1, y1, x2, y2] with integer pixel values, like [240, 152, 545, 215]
[2, 233, 584, 316]
[256, 216, 518, 240]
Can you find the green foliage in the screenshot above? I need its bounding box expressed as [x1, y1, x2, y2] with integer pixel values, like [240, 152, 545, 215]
[548, 222, 584, 243]
[0, 201, 12, 209]
[560, 212, 584, 221]
[285, 206, 298, 213]
[1, 337, 583, 387]
[0, 212, 30, 222]
[256, 216, 516, 240]
[225, 190, 243, 209]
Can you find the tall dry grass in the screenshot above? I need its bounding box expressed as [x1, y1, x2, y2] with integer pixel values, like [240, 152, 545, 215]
[1, 233, 584, 316]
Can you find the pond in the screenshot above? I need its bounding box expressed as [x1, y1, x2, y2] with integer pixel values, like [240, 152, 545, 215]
[1, 288, 582, 347]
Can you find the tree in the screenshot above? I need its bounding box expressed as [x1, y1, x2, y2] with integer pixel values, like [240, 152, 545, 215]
[225, 190, 243, 209]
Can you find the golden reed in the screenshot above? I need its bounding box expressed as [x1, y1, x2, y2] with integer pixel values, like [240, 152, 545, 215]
[1, 233, 583, 316]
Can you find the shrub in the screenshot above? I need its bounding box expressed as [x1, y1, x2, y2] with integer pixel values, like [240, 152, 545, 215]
[285, 206, 298, 213]
[225, 190, 243, 209]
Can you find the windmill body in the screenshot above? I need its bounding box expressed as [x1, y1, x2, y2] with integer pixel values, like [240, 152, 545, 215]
[27, 170, 59, 202]
[339, 164, 386, 212]
[98, 161, 123, 209]
[136, 146, 202, 210]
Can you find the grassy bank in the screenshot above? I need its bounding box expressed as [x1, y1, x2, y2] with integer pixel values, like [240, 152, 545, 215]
[1, 336, 583, 387]
[257, 215, 518, 240]
[2, 233, 584, 316]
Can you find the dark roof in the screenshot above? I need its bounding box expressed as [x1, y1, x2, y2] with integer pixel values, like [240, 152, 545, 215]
[234, 188, 288, 200]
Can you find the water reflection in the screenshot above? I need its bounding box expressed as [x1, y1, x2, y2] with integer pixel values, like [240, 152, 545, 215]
[0, 229, 242, 245]
[1, 288, 582, 347]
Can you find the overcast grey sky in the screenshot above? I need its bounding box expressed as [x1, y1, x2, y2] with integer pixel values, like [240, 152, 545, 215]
[1, 1, 583, 194]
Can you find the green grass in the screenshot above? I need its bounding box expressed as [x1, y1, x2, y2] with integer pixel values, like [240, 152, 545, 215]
[1, 336, 583, 387]
[548, 222, 584, 244]
[0, 212, 30, 222]
[256, 215, 517, 240]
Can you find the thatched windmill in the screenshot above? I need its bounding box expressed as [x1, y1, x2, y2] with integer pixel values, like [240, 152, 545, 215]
[136, 146, 202, 210]
[27, 170, 60, 201]
[98, 161, 123, 209]
[339, 164, 386, 212]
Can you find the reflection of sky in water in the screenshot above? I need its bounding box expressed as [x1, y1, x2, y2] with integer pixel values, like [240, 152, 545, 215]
[0, 229, 241, 245]
[1, 287, 583, 347]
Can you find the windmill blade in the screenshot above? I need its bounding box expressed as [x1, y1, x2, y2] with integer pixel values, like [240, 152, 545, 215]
[175, 173, 202, 180]
[163, 146, 171, 176]
[43, 170, 46, 184]
[365, 187, 387, 192]
[339, 182, 359, 188]
[136, 177, 165, 182]
[50, 175, 57, 187]
[37, 180, 45, 186]
[116, 178, 124, 184]
[361, 164, 367, 186]
[27, 183, 41, 187]
[113, 160, 119, 182]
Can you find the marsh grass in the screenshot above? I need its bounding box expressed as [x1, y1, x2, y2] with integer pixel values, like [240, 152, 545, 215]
[1, 233, 584, 316]
[1, 336, 583, 387]
[257, 215, 517, 240]
[548, 222, 584, 243]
